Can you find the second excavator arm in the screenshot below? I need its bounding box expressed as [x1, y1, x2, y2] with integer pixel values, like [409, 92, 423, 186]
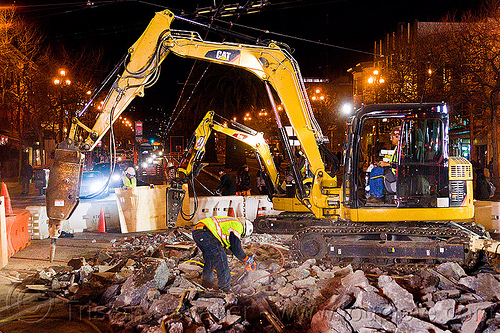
[176, 111, 279, 189]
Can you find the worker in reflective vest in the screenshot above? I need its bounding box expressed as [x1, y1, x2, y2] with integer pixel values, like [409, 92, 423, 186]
[122, 167, 137, 189]
[192, 216, 255, 291]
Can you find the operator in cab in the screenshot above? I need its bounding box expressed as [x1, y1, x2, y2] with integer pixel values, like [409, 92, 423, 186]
[367, 125, 401, 204]
[192, 216, 255, 291]
[122, 167, 137, 189]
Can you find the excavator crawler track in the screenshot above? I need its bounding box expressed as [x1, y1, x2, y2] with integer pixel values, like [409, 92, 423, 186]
[268, 215, 487, 271]
[254, 213, 333, 234]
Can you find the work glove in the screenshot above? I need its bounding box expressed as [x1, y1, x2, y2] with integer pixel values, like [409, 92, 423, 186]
[243, 255, 256, 271]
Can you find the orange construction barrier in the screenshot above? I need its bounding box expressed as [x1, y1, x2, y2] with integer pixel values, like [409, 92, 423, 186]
[227, 200, 235, 217]
[6, 209, 30, 257]
[97, 206, 106, 233]
[257, 200, 265, 217]
[1, 182, 13, 215]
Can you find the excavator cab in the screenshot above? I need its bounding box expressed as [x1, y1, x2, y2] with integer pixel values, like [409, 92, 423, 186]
[342, 103, 474, 222]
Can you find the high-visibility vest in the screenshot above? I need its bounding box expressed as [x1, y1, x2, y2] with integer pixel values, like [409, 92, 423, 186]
[198, 216, 243, 248]
[122, 175, 137, 188]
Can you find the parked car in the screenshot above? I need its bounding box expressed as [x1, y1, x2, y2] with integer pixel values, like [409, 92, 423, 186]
[80, 171, 109, 198]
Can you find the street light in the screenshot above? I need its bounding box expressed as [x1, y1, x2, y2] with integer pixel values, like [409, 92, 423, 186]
[367, 69, 385, 103]
[53, 69, 72, 142]
[341, 103, 353, 115]
[311, 87, 325, 103]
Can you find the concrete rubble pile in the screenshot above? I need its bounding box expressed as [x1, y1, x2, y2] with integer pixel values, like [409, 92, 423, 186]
[19, 230, 500, 332]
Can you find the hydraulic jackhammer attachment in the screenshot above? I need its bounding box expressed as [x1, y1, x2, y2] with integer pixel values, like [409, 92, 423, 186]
[45, 147, 84, 261]
[166, 181, 186, 228]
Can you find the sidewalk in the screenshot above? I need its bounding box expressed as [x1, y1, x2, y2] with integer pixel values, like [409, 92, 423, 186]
[0, 177, 45, 210]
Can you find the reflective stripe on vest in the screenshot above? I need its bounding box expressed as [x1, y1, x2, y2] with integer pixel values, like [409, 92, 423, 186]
[199, 216, 244, 248]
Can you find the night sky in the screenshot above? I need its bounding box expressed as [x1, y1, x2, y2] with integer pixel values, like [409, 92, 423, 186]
[13, 0, 482, 120]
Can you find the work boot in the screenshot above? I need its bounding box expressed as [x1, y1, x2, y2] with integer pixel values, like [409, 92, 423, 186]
[367, 195, 384, 204]
[201, 279, 216, 290]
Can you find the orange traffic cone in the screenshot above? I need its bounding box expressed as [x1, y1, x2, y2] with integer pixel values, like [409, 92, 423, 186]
[257, 200, 265, 217]
[97, 206, 106, 233]
[1, 182, 13, 215]
[227, 200, 235, 217]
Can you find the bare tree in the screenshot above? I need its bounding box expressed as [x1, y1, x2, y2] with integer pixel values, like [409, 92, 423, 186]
[419, 1, 500, 187]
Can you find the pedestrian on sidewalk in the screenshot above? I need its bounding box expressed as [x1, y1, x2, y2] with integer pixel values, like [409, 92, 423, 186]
[256, 169, 268, 195]
[236, 164, 251, 196]
[20, 160, 33, 195]
[192, 216, 255, 291]
[215, 168, 236, 195]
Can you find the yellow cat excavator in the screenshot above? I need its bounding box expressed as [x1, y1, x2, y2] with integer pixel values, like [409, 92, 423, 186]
[45, 9, 499, 269]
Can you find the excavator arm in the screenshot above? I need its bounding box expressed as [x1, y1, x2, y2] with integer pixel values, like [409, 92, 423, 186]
[164, 110, 280, 226]
[46, 9, 339, 260]
[176, 110, 278, 188]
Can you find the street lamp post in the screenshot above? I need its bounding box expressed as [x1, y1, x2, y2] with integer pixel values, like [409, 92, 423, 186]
[367, 70, 385, 104]
[53, 69, 71, 142]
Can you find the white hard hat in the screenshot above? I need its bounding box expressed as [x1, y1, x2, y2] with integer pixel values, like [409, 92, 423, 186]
[237, 217, 253, 237]
[125, 167, 136, 176]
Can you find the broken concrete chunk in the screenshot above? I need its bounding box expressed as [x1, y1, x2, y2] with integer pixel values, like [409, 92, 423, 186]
[378, 275, 416, 313]
[292, 276, 317, 289]
[458, 275, 478, 292]
[310, 309, 353, 333]
[341, 270, 378, 297]
[171, 275, 196, 289]
[141, 325, 163, 333]
[316, 270, 336, 280]
[436, 262, 467, 281]
[353, 290, 395, 316]
[462, 309, 487, 333]
[475, 274, 500, 301]
[101, 284, 120, 305]
[342, 308, 397, 332]
[429, 299, 456, 325]
[271, 275, 287, 289]
[457, 301, 495, 322]
[301, 258, 317, 268]
[288, 267, 311, 280]
[148, 293, 179, 317]
[167, 321, 183, 333]
[221, 312, 241, 326]
[432, 289, 461, 302]
[395, 315, 451, 333]
[68, 283, 79, 294]
[178, 262, 202, 279]
[140, 288, 161, 312]
[321, 290, 354, 312]
[79, 264, 94, 283]
[278, 284, 297, 297]
[38, 268, 57, 280]
[458, 293, 483, 304]
[241, 269, 270, 286]
[333, 264, 353, 277]
[459, 274, 500, 301]
[113, 259, 170, 307]
[191, 297, 226, 321]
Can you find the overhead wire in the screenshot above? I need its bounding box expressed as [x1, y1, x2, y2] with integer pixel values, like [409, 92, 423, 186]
[15, 1, 116, 19]
[163, 2, 228, 137]
[209, 16, 383, 57]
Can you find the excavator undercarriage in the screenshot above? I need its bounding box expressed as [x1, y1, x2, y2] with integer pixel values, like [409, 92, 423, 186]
[291, 220, 485, 270]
